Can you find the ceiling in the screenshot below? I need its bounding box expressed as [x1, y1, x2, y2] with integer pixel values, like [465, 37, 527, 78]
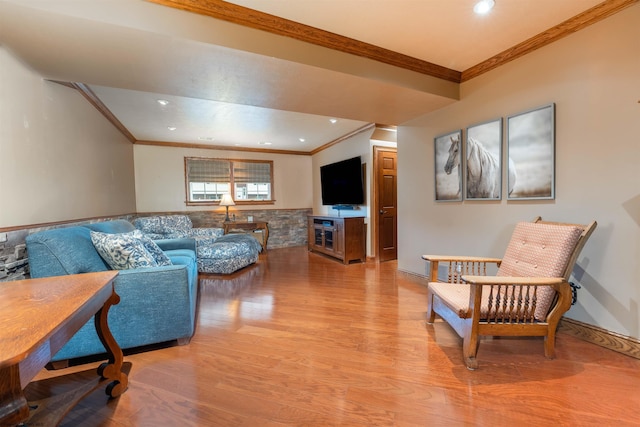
[0, 0, 623, 154]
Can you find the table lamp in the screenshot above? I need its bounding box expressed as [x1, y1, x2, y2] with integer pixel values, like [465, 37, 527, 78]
[219, 194, 235, 222]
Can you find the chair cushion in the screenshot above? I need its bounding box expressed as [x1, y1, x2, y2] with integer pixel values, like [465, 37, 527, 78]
[429, 282, 481, 318]
[497, 221, 583, 320]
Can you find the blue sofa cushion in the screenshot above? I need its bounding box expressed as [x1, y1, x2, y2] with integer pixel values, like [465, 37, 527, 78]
[85, 219, 136, 234]
[26, 227, 109, 276]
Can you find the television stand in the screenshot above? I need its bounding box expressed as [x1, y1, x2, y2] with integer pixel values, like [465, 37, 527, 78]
[308, 215, 365, 264]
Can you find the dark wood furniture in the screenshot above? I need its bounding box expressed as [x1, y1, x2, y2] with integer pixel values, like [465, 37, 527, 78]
[223, 221, 269, 251]
[308, 215, 365, 264]
[0, 271, 128, 426]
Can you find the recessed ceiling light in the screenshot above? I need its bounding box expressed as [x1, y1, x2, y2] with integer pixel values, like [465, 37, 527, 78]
[329, 118, 338, 124]
[157, 99, 169, 106]
[474, 0, 495, 14]
[299, 138, 305, 142]
[167, 126, 177, 131]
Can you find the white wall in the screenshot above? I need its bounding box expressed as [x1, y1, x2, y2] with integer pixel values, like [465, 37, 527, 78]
[0, 47, 136, 228]
[133, 144, 313, 213]
[397, 4, 640, 338]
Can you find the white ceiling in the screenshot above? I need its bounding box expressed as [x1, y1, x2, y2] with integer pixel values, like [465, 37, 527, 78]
[0, 0, 608, 153]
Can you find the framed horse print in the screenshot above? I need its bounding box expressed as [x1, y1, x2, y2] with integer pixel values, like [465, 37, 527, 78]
[507, 103, 555, 200]
[465, 118, 503, 200]
[434, 129, 463, 202]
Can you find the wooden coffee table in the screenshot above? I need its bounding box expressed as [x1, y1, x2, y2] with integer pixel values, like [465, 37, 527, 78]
[0, 271, 129, 426]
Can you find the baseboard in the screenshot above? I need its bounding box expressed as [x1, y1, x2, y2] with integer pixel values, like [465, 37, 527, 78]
[559, 317, 640, 360]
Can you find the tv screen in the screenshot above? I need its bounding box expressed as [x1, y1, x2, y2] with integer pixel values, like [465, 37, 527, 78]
[320, 156, 365, 206]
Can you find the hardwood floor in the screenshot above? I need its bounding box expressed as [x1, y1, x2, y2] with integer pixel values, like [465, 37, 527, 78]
[34, 246, 640, 426]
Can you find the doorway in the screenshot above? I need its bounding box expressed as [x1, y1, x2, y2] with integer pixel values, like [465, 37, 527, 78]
[372, 146, 398, 262]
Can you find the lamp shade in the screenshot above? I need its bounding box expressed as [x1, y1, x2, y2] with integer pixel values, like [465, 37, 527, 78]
[219, 194, 235, 206]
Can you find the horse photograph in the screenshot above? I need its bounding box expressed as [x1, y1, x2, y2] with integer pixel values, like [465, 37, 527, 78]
[466, 118, 504, 200]
[507, 104, 555, 200]
[434, 130, 462, 201]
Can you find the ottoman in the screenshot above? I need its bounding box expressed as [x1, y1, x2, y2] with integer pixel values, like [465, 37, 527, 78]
[197, 233, 262, 274]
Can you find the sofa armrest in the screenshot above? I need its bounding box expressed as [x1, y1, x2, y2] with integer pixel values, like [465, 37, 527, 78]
[51, 264, 196, 362]
[155, 238, 197, 253]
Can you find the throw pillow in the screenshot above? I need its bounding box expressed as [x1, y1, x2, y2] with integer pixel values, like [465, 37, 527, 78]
[131, 230, 172, 267]
[91, 231, 158, 270]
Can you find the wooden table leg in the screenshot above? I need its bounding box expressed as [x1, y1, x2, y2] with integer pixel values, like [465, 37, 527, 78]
[94, 291, 128, 398]
[0, 365, 29, 425]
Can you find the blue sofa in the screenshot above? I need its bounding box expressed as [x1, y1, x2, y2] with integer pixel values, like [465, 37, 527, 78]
[25, 220, 198, 363]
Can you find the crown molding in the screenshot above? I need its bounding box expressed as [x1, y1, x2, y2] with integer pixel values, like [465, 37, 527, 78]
[50, 81, 137, 143]
[146, 0, 461, 83]
[462, 0, 639, 81]
[148, 0, 638, 84]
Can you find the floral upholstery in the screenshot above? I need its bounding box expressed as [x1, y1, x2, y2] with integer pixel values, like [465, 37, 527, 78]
[197, 234, 262, 274]
[133, 215, 223, 241]
[90, 229, 172, 270]
[134, 215, 260, 274]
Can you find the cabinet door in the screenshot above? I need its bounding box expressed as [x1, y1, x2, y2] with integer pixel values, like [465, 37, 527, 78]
[314, 226, 324, 248]
[333, 222, 344, 256]
[323, 227, 334, 251]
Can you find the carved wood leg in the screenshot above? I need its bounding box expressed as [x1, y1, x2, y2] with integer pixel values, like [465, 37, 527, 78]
[94, 291, 129, 398]
[0, 365, 29, 425]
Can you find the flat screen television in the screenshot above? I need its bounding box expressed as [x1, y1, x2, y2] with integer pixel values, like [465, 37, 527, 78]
[320, 156, 365, 206]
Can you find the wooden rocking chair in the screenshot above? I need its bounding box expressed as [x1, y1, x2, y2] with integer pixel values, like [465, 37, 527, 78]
[422, 217, 596, 370]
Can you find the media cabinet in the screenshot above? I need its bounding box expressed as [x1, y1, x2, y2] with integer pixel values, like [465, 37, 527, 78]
[308, 215, 365, 264]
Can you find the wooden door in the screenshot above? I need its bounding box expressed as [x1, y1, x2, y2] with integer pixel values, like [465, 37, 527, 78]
[374, 147, 397, 261]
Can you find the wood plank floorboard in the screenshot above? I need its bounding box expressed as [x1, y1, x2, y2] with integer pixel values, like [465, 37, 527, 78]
[31, 246, 640, 426]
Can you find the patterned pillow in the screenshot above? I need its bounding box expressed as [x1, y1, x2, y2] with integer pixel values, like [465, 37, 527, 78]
[91, 231, 163, 270]
[131, 230, 172, 267]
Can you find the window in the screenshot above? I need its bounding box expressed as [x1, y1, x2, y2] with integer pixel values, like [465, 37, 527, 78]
[185, 157, 274, 205]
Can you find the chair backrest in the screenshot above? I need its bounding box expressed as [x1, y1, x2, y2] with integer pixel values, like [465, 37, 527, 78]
[497, 217, 597, 320]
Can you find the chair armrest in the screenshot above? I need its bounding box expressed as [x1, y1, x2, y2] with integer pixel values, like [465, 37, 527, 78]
[422, 255, 502, 263]
[154, 238, 197, 253]
[422, 255, 502, 283]
[462, 275, 565, 286]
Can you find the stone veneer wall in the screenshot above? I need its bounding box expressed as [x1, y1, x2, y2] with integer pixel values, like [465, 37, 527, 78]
[0, 208, 311, 282]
